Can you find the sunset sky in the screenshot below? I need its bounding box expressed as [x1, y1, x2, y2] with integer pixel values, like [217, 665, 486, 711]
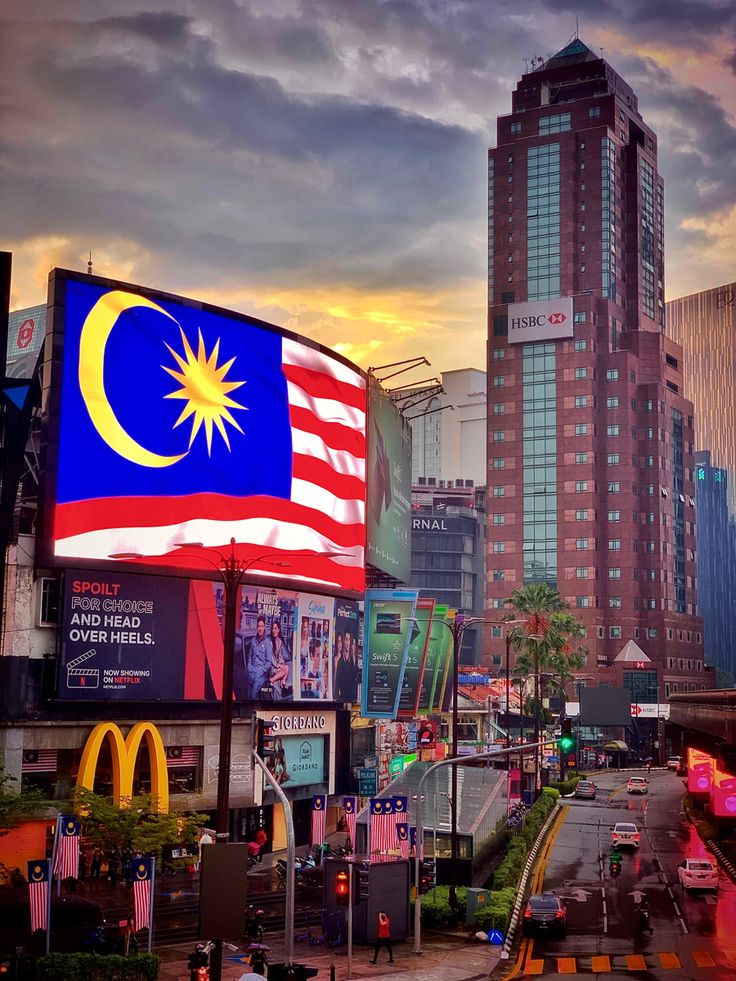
[3, 0, 735, 376]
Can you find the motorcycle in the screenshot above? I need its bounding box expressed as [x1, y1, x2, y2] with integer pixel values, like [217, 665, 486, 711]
[609, 852, 622, 877]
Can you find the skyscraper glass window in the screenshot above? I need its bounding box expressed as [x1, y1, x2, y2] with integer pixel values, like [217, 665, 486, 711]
[522, 342, 557, 583]
[527, 144, 561, 301]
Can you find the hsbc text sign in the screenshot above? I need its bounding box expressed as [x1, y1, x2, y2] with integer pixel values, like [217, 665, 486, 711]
[508, 297, 574, 344]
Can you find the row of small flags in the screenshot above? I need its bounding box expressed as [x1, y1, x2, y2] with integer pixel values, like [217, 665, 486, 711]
[310, 794, 420, 857]
[27, 814, 153, 952]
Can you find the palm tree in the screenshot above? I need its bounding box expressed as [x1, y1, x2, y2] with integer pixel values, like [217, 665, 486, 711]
[505, 585, 582, 791]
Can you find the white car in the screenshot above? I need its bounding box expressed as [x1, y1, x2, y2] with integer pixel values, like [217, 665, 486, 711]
[677, 858, 718, 891]
[611, 822, 640, 849]
[627, 776, 649, 794]
[667, 756, 684, 770]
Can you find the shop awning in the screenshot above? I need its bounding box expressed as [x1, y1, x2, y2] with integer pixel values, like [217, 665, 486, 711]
[603, 740, 629, 751]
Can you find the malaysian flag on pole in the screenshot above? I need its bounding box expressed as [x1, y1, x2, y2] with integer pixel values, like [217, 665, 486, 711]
[392, 796, 408, 830]
[51, 283, 366, 594]
[369, 798, 394, 854]
[53, 815, 80, 881]
[310, 795, 327, 847]
[342, 797, 357, 850]
[27, 860, 50, 932]
[132, 857, 154, 934]
[396, 823, 410, 859]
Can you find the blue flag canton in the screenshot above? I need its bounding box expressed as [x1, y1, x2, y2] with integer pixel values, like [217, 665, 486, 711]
[133, 857, 152, 882]
[392, 796, 408, 814]
[343, 797, 355, 814]
[58, 279, 293, 504]
[370, 798, 393, 816]
[312, 795, 326, 811]
[27, 859, 49, 883]
[396, 823, 408, 840]
[61, 815, 80, 837]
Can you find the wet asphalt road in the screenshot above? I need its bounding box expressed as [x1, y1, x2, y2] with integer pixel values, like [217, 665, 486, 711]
[510, 768, 736, 978]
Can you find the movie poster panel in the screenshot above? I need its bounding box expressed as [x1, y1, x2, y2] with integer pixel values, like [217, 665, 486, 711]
[59, 569, 189, 699]
[361, 589, 418, 719]
[398, 598, 435, 717]
[229, 585, 298, 701]
[366, 380, 411, 583]
[262, 734, 327, 790]
[416, 604, 448, 715]
[333, 600, 361, 705]
[295, 595, 336, 700]
[434, 610, 456, 713]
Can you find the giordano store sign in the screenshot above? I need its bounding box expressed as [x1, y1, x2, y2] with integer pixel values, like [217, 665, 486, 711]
[76, 722, 170, 813]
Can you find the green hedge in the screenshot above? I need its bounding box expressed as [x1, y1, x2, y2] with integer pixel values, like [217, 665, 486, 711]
[475, 789, 560, 931]
[38, 953, 160, 981]
[548, 776, 580, 796]
[411, 885, 467, 928]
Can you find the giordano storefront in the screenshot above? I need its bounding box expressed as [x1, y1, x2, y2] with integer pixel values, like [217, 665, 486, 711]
[0, 706, 348, 861]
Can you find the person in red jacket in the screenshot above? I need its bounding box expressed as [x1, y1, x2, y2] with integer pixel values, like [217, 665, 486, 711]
[370, 911, 393, 964]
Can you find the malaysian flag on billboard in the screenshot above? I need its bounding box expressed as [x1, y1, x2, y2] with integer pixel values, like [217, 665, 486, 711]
[53, 815, 80, 881]
[369, 798, 395, 853]
[396, 823, 410, 859]
[342, 796, 357, 849]
[51, 279, 366, 594]
[310, 795, 327, 846]
[132, 856, 154, 933]
[27, 860, 50, 932]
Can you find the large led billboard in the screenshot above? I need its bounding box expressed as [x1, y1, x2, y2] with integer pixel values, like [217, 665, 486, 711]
[44, 272, 366, 595]
[366, 379, 411, 583]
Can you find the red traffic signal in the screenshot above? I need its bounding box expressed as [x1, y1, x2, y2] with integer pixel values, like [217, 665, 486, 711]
[335, 868, 350, 907]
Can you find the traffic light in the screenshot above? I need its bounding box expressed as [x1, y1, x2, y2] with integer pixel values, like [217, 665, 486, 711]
[356, 862, 370, 902]
[335, 867, 350, 907]
[419, 860, 436, 895]
[256, 718, 276, 758]
[558, 719, 575, 755]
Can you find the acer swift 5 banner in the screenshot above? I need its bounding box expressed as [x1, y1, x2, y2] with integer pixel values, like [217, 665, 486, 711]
[361, 589, 418, 718]
[416, 604, 449, 715]
[397, 598, 434, 717]
[44, 272, 366, 595]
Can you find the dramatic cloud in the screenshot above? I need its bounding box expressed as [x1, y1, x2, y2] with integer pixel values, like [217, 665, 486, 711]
[2, 0, 735, 372]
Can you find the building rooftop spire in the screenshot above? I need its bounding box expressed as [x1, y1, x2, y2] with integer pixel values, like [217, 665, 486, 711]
[545, 37, 598, 68]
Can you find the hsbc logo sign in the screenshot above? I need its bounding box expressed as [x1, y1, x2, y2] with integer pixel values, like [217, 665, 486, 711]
[507, 297, 574, 344]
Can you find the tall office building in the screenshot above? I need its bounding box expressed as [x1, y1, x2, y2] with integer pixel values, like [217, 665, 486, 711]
[667, 283, 736, 514]
[486, 38, 710, 693]
[692, 451, 736, 678]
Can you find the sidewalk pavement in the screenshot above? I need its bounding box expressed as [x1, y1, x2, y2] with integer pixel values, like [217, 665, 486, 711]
[155, 932, 505, 981]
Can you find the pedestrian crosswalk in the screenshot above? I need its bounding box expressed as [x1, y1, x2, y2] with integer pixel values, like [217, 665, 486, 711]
[520, 949, 735, 974]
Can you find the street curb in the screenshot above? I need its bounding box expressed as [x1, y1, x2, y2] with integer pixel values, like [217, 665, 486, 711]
[705, 839, 736, 883]
[499, 802, 561, 961]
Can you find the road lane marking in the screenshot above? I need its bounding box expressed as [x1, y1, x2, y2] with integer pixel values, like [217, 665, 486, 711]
[625, 954, 647, 969]
[692, 949, 716, 967]
[500, 935, 528, 980]
[556, 957, 576, 974]
[523, 958, 544, 975]
[658, 952, 681, 969]
[591, 955, 611, 972]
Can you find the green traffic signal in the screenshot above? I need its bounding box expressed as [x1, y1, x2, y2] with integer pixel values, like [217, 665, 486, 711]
[558, 735, 575, 753]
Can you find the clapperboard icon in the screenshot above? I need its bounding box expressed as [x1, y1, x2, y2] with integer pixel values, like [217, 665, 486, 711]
[66, 649, 100, 689]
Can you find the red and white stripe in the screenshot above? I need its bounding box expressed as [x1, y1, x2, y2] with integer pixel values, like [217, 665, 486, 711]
[54, 343, 366, 594]
[397, 832, 410, 860]
[53, 834, 79, 881]
[133, 877, 152, 933]
[22, 751, 58, 773]
[370, 810, 395, 854]
[166, 747, 200, 768]
[343, 800, 357, 847]
[310, 807, 327, 847]
[29, 879, 48, 932]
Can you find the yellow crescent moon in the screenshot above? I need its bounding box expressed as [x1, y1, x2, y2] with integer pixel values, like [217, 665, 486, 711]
[78, 290, 187, 468]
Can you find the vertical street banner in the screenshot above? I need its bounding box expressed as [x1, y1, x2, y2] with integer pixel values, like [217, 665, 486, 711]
[361, 589, 418, 718]
[342, 796, 357, 848]
[396, 823, 410, 859]
[332, 600, 361, 705]
[434, 609, 456, 713]
[53, 814, 80, 881]
[132, 856, 154, 935]
[416, 604, 449, 715]
[369, 798, 395, 853]
[27, 859, 50, 933]
[310, 794, 327, 846]
[398, 598, 434, 717]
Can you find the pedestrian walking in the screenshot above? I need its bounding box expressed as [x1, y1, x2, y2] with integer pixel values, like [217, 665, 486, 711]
[90, 849, 102, 880]
[370, 911, 394, 964]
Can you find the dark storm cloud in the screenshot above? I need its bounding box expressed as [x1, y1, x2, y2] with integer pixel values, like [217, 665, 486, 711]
[726, 50, 736, 73]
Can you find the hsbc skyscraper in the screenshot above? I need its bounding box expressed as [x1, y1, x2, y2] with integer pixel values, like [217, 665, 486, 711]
[486, 38, 710, 698]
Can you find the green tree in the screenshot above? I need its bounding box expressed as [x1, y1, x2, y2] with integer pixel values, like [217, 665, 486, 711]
[0, 769, 49, 837]
[75, 788, 207, 869]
